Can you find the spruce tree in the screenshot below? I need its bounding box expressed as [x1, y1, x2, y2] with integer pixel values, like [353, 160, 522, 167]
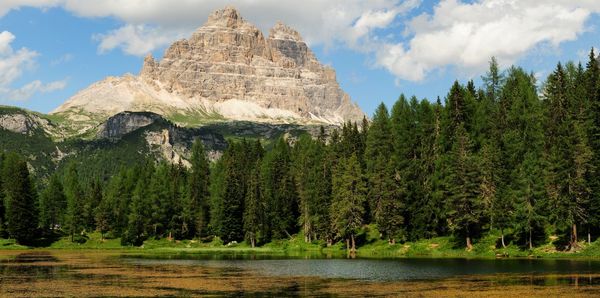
[544, 63, 590, 250]
[0, 153, 5, 237]
[39, 174, 67, 231]
[64, 163, 86, 242]
[219, 142, 246, 243]
[186, 139, 211, 238]
[445, 125, 482, 250]
[365, 103, 395, 224]
[261, 138, 298, 240]
[244, 162, 262, 247]
[331, 154, 366, 252]
[3, 153, 38, 245]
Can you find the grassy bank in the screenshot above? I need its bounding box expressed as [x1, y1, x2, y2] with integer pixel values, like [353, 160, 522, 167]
[3, 231, 600, 259]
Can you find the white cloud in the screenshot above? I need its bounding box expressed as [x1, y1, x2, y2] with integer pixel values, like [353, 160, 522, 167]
[0, 31, 38, 87]
[0, 0, 421, 56]
[0, 30, 66, 101]
[1, 1, 599, 82]
[375, 0, 600, 81]
[50, 53, 73, 66]
[4, 79, 67, 101]
[94, 25, 188, 56]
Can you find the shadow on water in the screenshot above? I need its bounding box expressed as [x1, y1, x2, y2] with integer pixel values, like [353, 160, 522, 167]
[121, 252, 600, 282]
[3, 250, 600, 297]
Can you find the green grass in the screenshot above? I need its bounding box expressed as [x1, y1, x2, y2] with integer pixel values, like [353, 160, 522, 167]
[0, 239, 28, 250]
[5, 230, 600, 260]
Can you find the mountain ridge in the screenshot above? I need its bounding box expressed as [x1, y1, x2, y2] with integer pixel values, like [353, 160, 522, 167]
[52, 6, 365, 132]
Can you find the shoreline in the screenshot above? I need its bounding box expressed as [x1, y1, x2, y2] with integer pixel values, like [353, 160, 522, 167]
[3, 234, 600, 261]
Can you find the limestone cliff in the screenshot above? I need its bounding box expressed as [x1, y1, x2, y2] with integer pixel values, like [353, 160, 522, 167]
[52, 6, 365, 129]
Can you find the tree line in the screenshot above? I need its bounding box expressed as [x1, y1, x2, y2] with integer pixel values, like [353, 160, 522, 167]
[1, 52, 600, 251]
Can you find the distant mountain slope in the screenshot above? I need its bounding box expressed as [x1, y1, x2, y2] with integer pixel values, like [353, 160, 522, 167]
[51, 6, 365, 132]
[1, 106, 331, 180]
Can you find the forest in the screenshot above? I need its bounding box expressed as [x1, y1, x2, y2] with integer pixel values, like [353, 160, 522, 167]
[1, 51, 600, 252]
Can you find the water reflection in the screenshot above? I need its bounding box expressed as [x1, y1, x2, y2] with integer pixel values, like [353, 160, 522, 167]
[122, 253, 600, 282]
[1, 251, 600, 297]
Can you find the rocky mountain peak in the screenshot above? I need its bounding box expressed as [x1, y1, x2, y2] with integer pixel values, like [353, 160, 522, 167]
[205, 6, 245, 28]
[269, 21, 303, 42]
[52, 6, 366, 130]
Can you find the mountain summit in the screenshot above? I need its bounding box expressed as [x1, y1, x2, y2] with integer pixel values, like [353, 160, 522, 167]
[52, 6, 365, 130]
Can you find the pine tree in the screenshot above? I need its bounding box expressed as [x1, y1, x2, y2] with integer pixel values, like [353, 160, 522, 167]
[219, 142, 247, 243]
[373, 157, 404, 244]
[122, 162, 154, 246]
[544, 63, 590, 250]
[64, 163, 86, 242]
[445, 125, 482, 250]
[261, 138, 298, 240]
[2, 153, 38, 245]
[498, 67, 545, 248]
[186, 139, 211, 238]
[85, 179, 103, 231]
[330, 154, 366, 252]
[39, 174, 67, 231]
[293, 135, 332, 242]
[0, 153, 5, 237]
[244, 162, 262, 247]
[482, 57, 504, 102]
[365, 103, 395, 225]
[584, 49, 600, 242]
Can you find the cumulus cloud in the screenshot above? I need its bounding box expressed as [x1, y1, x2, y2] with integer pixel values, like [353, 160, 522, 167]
[375, 0, 600, 81]
[0, 0, 421, 56]
[5, 79, 68, 101]
[1, 1, 599, 82]
[94, 25, 188, 56]
[0, 31, 66, 101]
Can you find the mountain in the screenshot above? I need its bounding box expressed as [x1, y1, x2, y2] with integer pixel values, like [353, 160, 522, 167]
[0, 106, 334, 181]
[51, 6, 365, 133]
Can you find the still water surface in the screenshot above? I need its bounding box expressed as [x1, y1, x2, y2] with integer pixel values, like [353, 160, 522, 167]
[124, 253, 600, 281]
[3, 251, 600, 297]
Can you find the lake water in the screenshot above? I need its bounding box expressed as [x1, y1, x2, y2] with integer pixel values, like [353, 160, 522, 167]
[3, 250, 600, 297]
[123, 254, 600, 282]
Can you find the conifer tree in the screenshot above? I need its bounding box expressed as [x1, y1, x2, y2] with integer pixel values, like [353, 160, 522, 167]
[186, 139, 211, 238]
[365, 103, 395, 223]
[2, 153, 38, 245]
[0, 153, 5, 237]
[585, 49, 600, 242]
[219, 142, 246, 243]
[445, 125, 482, 250]
[122, 162, 154, 246]
[244, 162, 262, 247]
[544, 63, 590, 249]
[331, 154, 366, 252]
[261, 138, 298, 240]
[64, 163, 86, 242]
[39, 174, 67, 231]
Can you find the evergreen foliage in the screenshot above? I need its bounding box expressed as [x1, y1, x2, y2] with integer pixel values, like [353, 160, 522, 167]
[5, 54, 600, 251]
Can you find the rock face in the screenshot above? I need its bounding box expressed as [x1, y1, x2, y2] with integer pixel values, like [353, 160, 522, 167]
[52, 6, 365, 127]
[96, 111, 227, 164]
[97, 112, 162, 139]
[0, 111, 56, 136]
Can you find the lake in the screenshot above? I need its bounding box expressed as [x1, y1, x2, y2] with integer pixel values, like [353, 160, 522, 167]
[2, 250, 600, 297]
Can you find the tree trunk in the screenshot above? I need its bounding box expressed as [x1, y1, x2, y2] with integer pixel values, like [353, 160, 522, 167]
[351, 234, 356, 253]
[251, 237, 255, 248]
[529, 229, 533, 250]
[571, 224, 578, 250]
[466, 236, 473, 251]
[501, 233, 506, 249]
[346, 238, 350, 251]
[588, 227, 591, 245]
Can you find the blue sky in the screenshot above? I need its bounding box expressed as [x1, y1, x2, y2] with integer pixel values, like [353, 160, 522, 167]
[0, 1, 599, 116]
